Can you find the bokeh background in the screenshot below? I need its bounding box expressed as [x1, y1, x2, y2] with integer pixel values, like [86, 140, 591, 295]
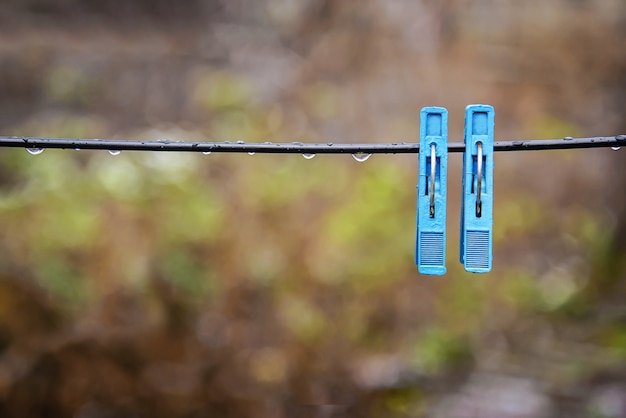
[0, 1, 625, 417]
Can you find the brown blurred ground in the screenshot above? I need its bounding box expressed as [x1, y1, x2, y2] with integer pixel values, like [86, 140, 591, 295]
[0, 1, 625, 417]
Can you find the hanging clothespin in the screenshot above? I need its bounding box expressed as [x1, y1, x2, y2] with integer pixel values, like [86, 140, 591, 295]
[416, 107, 448, 275]
[460, 104, 494, 273]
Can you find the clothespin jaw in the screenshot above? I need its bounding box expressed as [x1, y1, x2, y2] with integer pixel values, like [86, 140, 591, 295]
[416, 107, 448, 275]
[460, 104, 494, 273]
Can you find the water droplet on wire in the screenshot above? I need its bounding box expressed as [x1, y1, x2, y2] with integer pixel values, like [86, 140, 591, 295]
[564, 136, 573, 141]
[248, 152, 256, 156]
[26, 148, 44, 155]
[237, 140, 245, 144]
[302, 153, 316, 160]
[108, 150, 121, 156]
[352, 153, 371, 162]
[611, 146, 621, 151]
[202, 151, 212, 155]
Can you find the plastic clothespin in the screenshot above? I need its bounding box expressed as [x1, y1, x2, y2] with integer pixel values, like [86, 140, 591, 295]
[416, 107, 448, 275]
[460, 104, 494, 273]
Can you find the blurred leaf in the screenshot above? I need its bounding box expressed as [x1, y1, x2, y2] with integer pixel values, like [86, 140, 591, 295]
[493, 195, 545, 243]
[301, 82, 340, 120]
[597, 325, 626, 359]
[35, 257, 92, 310]
[9, 114, 108, 138]
[525, 115, 581, 140]
[191, 71, 254, 111]
[161, 250, 218, 304]
[411, 327, 471, 374]
[279, 295, 327, 343]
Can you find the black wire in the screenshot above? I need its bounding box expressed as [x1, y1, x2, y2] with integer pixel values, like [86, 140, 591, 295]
[0, 135, 624, 154]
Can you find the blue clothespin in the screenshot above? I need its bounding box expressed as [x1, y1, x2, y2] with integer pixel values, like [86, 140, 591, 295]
[460, 104, 494, 273]
[416, 107, 448, 275]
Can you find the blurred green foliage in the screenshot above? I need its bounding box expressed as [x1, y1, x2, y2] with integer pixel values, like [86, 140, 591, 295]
[0, 66, 621, 415]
